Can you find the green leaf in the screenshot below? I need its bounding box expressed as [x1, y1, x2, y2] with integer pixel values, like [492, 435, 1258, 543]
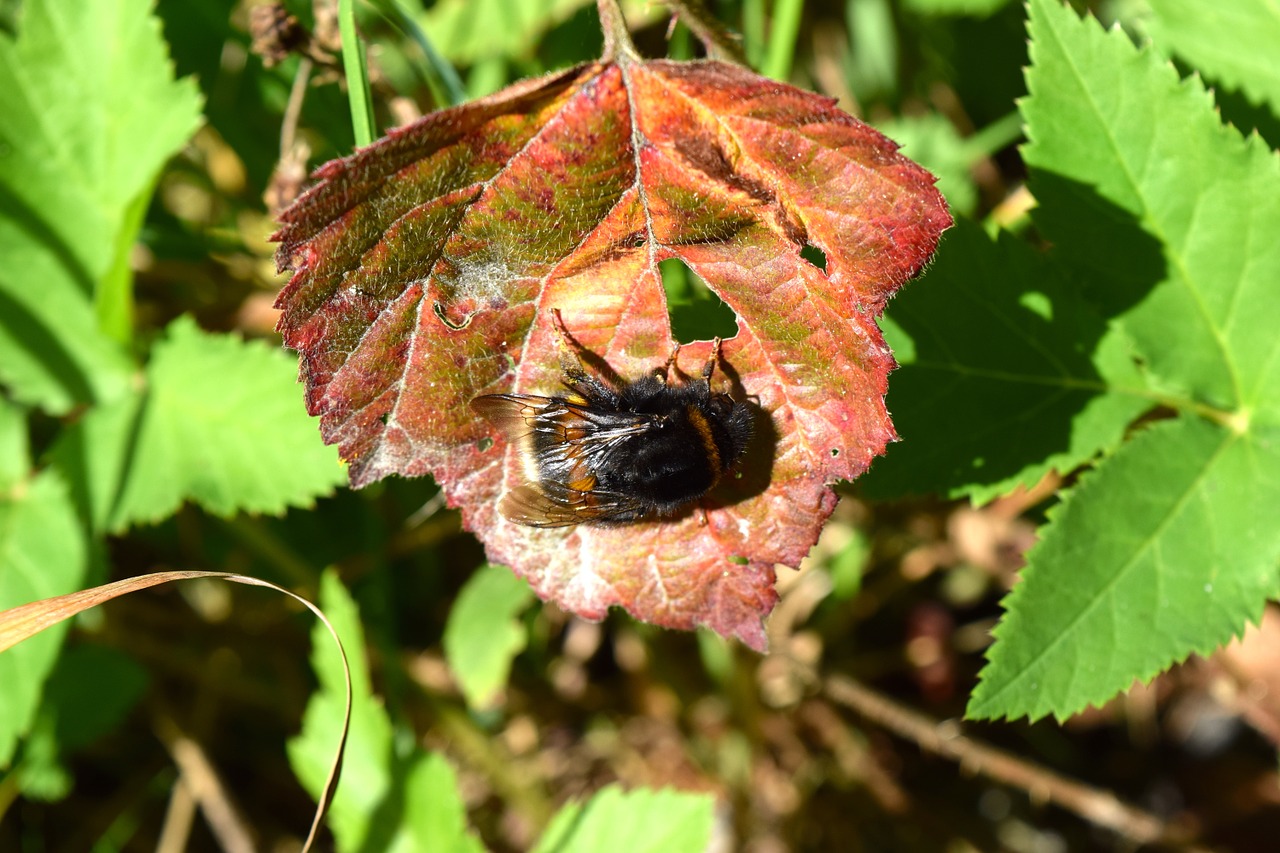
[16, 644, 148, 800]
[50, 316, 345, 533]
[1022, 0, 1280, 414]
[863, 220, 1149, 503]
[532, 785, 715, 853]
[289, 570, 481, 853]
[1146, 0, 1280, 118]
[0, 0, 202, 411]
[969, 0, 1280, 720]
[443, 564, 534, 710]
[0, 471, 89, 766]
[969, 416, 1280, 721]
[289, 569, 392, 852]
[400, 752, 485, 853]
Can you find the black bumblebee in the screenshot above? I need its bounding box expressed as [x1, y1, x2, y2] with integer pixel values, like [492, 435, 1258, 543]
[471, 314, 753, 528]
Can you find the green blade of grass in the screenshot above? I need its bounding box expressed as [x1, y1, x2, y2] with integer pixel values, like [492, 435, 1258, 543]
[762, 0, 804, 80]
[339, 0, 376, 146]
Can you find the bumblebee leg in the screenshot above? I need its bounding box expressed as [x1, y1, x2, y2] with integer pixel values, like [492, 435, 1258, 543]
[550, 308, 599, 388]
[702, 337, 723, 391]
[659, 341, 682, 383]
[550, 308, 617, 401]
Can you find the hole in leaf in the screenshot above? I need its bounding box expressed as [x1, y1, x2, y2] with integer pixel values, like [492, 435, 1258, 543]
[800, 243, 827, 272]
[478, 437, 494, 452]
[830, 448, 839, 457]
[379, 412, 390, 425]
[660, 258, 739, 343]
[728, 555, 750, 566]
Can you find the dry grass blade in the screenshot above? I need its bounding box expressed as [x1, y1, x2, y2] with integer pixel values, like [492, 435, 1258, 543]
[0, 570, 352, 853]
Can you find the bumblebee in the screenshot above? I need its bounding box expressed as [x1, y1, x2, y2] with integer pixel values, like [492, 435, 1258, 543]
[471, 314, 753, 528]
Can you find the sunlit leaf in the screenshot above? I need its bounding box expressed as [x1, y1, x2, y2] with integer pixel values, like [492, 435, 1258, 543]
[289, 570, 481, 853]
[532, 785, 714, 853]
[51, 316, 345, 534]
[275, 47, 949, 648]
[0, 0, 201, 411]
[968, 0, 1280, 721]
[443, 563, 535, 709]
[1146, 0, 1280, 117]
[0, 472, 87, 766]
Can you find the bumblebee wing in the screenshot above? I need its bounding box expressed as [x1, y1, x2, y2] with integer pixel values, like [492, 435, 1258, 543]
[474, 393, 658, 527]
[470, 394, 553, 440]
[499, 482, 651, 528]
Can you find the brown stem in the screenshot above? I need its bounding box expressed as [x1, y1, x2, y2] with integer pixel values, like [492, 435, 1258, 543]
[669, 0, 747, 64]
[597, 0, 639, 63]
[152, 707, 256, 853]
[825, 675, 1206, 849]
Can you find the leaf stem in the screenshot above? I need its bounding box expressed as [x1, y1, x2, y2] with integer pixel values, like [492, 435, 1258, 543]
[961, 110, 1025, 164]
[338, 0, 376, 147]
[597, 0, 640, 63]
[762, 0, 805, 81]
[98, 186, 150, 348]
[669, 0, 748, 64]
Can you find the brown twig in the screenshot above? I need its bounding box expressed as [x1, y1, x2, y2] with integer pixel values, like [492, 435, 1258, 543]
[825, 674, 1206, 849]
[668, 0, 748, 65]
[265, 56, 314, 214]
[152, 706, 257, 853]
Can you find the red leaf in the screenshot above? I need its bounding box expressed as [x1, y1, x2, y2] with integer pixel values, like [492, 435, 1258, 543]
[274, 55, 950, 650]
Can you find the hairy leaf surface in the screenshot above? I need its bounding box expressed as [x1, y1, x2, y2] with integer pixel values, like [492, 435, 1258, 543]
[275, 54, 949, 647]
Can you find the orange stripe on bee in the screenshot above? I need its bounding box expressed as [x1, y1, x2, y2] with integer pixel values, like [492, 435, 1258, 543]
[685, 405, 721, 475]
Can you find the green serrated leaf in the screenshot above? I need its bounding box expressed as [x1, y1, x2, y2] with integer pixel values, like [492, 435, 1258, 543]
[0, 0, 202, 411]
[443, 564, 534, 710]
[969, 416, 1280, 721]
[1023, 0, 1280, 416]
[289, 570, 481, 853]
[50, 316, 345, 533]
[1145, 0, 1280, 118]
[970, 0, 1280, 721]
[0, 471, 89, 767]
[864, 220, 1149, 502]
[532, 785, 715, 853]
